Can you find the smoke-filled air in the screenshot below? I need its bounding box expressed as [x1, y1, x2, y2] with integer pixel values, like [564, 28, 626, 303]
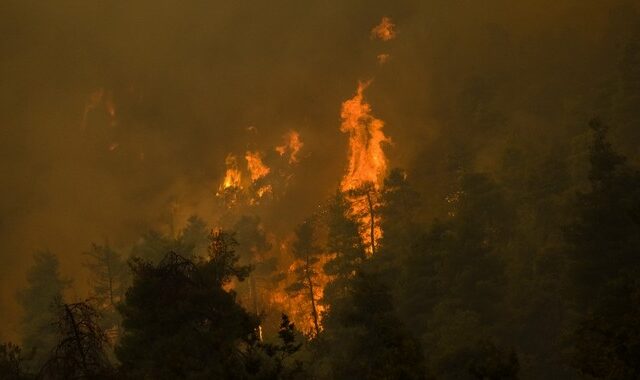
[2, 1, 640, 379]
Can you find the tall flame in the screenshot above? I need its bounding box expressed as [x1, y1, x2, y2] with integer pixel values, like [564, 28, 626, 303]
[245, 151, 270, 181]
[340, 82, 389, 192]
[220, 154, 242, 190]
[275, 131, 304, 164]
[340, 82, 389, 255]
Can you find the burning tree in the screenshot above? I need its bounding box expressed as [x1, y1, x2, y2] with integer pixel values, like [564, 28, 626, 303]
[233, 215, 274, 318]
[339, 82, 389, 255]
[286, 219, 324, 337]
[322, 192, 367, 306]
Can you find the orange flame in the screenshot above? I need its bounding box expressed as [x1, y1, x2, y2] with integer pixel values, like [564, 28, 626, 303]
[371, 17, 396, 41]
[340, 82, 389, 255]
[245, 151, 270, 181]
[220, 154, 242, 190]
[256, 185, 272, 198]
[340, 82, 389, 192]
[275, 130, 304, 164]
[268, 240, 331, 335]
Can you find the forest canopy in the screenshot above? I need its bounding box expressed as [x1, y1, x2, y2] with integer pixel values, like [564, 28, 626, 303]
[2, 1, 640, 379]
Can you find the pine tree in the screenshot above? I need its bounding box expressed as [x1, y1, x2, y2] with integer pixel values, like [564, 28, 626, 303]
[234, 215, 273, 316]
[565, 119, 640, 378]
[17, 251, 70, 371]
[116, 230, 258, 379]
[286, 219, 322, 337]
[0, 342, 29, 380]
[318, 271, 426, 380]
[83, 242, 128, 332]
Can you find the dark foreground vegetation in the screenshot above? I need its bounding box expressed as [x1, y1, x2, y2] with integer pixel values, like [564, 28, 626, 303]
[2, 120, 640, 379]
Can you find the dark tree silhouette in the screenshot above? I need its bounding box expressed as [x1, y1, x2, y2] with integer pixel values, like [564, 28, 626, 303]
[39, 300, 112, 379]
[17, 252, 70, 372]
[83, 242, 128, 333]
[115, 230, 258, 379]
[0, 342, 30, 380]
[565, 119, 640, 378]
[286, 219, 322, 337]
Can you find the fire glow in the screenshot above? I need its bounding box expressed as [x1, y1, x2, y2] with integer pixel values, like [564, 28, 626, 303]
[340, 82, 389, 255]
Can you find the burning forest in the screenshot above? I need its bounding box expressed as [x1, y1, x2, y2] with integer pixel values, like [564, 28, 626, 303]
[3, 2, 640, 379]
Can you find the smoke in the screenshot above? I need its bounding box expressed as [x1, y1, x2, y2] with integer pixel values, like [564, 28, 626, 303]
[1, 0, 639, 340]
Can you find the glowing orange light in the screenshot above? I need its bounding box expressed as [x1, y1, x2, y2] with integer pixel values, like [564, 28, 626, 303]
[371, 17, 396, 41]
[340, 82, 389, 255]
[275, 131, 304, 164]
[219, 154, 242, 191]
[245, 151, 270, 181]
[340, 82, 389, 192]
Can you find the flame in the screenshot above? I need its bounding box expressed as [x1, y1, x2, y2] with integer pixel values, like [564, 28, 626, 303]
[340, 82, 389, 255]
[220, 154, 242, 191]
[245, 151, 270, 181]
[371, 17, 396, 41]
[267, 240, 331, 336]
[256, 185, 272, 198]
[275, 130, 304, 164]
[377, 53, 390, 64]
[340, 82, 389, 192]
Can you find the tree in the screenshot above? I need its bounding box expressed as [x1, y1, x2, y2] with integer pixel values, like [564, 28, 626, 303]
[565, 119, 640, 378]
[129, 230, 176, 264]
[234, 215, 274, 317]
[321, 191, 366, 306]
[346, 182, 381, 255]
[17, 251, 70, 371]
[390, 172, 513, 377]
[244, 314, 306, 380]
[115, 230, 259, 379]
[40, 301, 113, 379]
[318, 271, 426, 380]
[130, 215, 211, 264]
[372, 168, 423, 286]
[286, 219, 322, 337]
[178, 215, 210, 259]
[0, 342, 30, 380]
[83, 242, 128, 332]
[438, 340, 519, 380]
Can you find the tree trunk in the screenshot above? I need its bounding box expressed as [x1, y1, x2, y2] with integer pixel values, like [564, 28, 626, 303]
[306, 255, 320, 337]
[366, 190, 376, 255]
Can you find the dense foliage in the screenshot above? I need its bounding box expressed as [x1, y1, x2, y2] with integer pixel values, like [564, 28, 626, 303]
[4, 119, 640, 380]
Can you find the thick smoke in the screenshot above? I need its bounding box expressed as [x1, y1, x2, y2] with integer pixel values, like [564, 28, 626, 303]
[1, 0, 639, 341]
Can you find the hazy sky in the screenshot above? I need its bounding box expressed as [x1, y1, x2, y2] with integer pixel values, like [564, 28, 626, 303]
[1, 0, 638, 341]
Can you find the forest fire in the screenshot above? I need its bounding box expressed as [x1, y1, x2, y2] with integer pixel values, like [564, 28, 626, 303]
[339, 82, 389, 254]
[276, 130, 304, 164]
[219, 154, 242, 192]
[8, 3, 635, 379]
[245, 151, 270, 181]
[340, 82, 389, 192]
